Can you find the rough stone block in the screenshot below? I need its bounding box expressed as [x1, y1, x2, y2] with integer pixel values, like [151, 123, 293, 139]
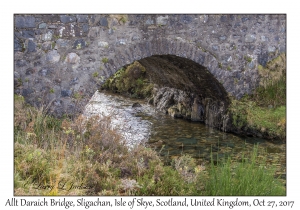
[42, 31, 53, 41]
[98, 41, 109, 48]
[56, 39, 70, 49]
[76, 15, 89, 23]
[46, 50, 61, 63]
[15, 16, 35, 28]
[99, 17, 108, 27]
[26, 40, 36, 53]
[21, 30, 35, 39]
[39, 23, 47, 29]
[65, 52, 80, 64]
[245, 34, 256, 43]
[73, 39, 86, 49]
[157, 16, 168, 25]
[60, 15, 76, 23]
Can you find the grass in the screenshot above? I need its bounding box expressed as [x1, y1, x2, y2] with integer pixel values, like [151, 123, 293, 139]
[229, 99, 286, 138]
[14, 94, 285, 196]
[205, 145, 285, 195]
[229, 53, 286, 140]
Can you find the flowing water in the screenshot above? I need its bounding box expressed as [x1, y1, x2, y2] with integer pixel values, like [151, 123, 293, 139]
[84, 91, 286, 179]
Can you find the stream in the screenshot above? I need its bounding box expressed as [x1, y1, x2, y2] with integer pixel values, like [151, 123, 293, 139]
[84, 91, 286, 179]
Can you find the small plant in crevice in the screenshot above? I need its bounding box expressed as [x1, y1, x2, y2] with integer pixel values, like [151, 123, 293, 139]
[76, 43, 82, 50]
[102, 57, 109, 64]
[92, 72, 99, 78]
[244, 55, 252, 63]
[52, 42, 56, 49]
[73, 92, 82, 100]
[218, 62, 223, 69]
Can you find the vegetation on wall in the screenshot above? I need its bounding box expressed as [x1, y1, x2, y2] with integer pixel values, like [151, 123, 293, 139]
[101, 61, 153, 99]
[228, 54, 286, 140]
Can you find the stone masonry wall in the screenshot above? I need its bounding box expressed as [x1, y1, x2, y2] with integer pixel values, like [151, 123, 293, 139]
[14, 14, 286, 116]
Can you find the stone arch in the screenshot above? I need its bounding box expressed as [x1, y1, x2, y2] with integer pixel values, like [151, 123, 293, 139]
[104, 37, 216, 78]
[99, 38, 230, 130]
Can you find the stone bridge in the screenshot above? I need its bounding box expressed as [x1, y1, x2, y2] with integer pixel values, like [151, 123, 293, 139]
[14, 14, 286, 117]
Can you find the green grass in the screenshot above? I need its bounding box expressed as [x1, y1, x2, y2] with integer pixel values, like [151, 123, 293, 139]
[249, 77, 286, 108]
[204, 146, 285, 195]
[229, 54, 286, 140]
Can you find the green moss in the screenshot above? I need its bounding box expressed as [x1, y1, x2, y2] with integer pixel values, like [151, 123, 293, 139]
[92, 72, 99, 78]
[101, 61, 153, 99]
[52, 42, 56, 49]
[229, 98, 286, 139]
[119, 15, 128, 24]
[244, 56, 252, 63]
[102, 57, 109, 64]
[229, 53, 286, 139]
[258, 53, 286, 88]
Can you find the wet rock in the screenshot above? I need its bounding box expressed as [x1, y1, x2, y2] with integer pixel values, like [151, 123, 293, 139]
[168, 107, 182, 118]
[191, 98, 204, 121]
[132, 102, 142, 108]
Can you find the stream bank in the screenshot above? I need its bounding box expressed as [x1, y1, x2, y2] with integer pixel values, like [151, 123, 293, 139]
[101, 58, 286, 141]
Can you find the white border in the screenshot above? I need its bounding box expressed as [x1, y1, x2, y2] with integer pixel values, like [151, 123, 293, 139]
[2, 0, 299, 209]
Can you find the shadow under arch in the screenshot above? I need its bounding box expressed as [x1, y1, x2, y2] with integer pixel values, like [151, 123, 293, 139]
[138, 54, 229, 104]
[104, 52, 230, 131]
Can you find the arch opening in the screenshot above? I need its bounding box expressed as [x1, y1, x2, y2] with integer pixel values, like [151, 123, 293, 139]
[102, 54, 230, 131]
